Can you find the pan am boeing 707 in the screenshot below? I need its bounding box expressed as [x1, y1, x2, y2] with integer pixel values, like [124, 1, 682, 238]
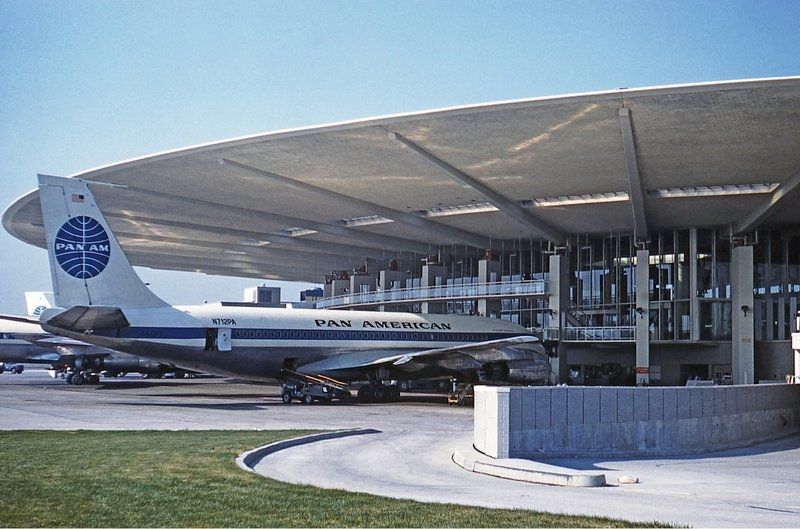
[28, 174, 551, 400]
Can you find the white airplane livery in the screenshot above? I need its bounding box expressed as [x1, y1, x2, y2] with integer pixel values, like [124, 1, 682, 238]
[34, 174, 551, 398]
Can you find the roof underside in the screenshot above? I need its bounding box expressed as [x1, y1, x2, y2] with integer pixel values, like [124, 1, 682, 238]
[4, 77, 800, 282]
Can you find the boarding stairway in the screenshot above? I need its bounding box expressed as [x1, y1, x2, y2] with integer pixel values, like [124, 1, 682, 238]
[447, 382, 474, 406]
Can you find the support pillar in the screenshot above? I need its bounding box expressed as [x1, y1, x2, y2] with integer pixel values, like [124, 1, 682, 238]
[548, 254, 569, 383]
[477, 259, 501, 318]
[421, 265, 446, 314]
[331, 279, 349, 297]
[378, 270, 407, 312]
[732, 245, 755, 385]
[689, 227, 701, 341]
[635, 249, 650, 385]
[349, 274, 375, 309]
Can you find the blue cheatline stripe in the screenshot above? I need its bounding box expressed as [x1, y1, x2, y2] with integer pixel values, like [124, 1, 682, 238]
[95, 327, 520, 343]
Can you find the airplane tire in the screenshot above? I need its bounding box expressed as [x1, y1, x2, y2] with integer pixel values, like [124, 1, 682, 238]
[369, 385, 386, 403]
[387, 385, 401, 402]
[72, 373, 84, 386]
[303, 394, 314, 405]
[357, 385, 370, 403]
[65, 372, 75, 385]
[12, 365, 23, 374]
[281, 391, 292, 404]
[88, 374, 100, 385]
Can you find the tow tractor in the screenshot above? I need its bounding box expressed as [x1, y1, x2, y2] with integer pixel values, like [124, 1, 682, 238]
[279, 368, 352, 404]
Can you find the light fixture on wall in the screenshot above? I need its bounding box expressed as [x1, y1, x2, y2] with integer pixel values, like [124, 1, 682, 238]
[741, 305, 750, 317]
[635, 306, 645, 319]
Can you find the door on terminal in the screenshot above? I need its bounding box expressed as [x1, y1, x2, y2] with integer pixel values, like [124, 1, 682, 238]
[680, 363, 710, 384]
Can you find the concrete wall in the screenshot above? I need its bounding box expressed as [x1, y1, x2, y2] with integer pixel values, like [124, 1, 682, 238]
[474, 384, 800, 458]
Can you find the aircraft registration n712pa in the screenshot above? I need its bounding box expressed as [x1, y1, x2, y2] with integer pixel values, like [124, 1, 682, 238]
[32, 174, 551, 400]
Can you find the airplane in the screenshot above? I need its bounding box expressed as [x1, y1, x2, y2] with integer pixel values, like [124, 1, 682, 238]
[28, 174, 552, 401]
[0, 294, 196, 384]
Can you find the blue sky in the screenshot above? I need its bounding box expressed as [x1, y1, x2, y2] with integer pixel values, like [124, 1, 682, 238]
[1, 0, 798, 313]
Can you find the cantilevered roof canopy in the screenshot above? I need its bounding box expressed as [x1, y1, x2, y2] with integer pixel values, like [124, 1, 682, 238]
[4, 77, 800, 281]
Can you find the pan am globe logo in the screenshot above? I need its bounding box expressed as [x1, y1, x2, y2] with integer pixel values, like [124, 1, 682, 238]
[54, 216, 111, 279]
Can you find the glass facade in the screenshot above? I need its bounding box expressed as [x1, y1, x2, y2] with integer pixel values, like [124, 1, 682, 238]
[321, 227, 800, 345]
[753, 229, 800, 341]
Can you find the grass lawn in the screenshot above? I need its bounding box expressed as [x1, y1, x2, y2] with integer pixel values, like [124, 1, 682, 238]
[0, 430, 668, 527]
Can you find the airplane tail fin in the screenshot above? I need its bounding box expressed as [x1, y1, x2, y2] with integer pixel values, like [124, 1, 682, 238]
[25, 291, 54, 315]
[37, 174, 167, 308]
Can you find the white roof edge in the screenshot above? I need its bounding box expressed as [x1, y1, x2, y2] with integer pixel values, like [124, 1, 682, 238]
[65, 75, 800, 180]
[1, 187, 40, 243]
[4, 76, 799, 246]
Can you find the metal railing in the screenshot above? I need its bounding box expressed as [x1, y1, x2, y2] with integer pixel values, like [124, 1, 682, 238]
[562, 326, 636, 342]
[315, 279, 548, 309]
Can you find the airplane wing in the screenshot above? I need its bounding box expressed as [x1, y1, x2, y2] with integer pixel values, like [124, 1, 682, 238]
[367, 335, 538, 368]
[18, 352, 63, 363]
[299, 335, 539, 375]
[33, 336, 93, 347]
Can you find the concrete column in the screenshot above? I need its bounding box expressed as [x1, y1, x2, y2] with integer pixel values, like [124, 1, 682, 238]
[378, 270, 407, 312]
[350, 274, 375, 294]
[635, 249, 650, 385]
[473, 386, 510, 458]
[548, 254, 569, 383]
[689, 227, 701, 341]
[732, 245, 755, 385]
[421, 265, 446, 314]
[349, 274, 375, 308]
[378, 270, 406, 291]
[331, 280, 349, 297]
[477, 259, 501, 318]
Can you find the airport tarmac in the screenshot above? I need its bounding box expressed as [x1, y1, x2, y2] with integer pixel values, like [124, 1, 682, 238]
[3, 370, 800, 527]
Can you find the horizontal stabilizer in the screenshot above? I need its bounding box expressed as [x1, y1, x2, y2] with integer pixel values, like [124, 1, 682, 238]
[45, 306, 129, 333]
[0, 313, 40, 325]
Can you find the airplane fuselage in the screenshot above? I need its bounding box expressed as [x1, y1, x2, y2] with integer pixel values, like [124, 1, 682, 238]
[42, 305, 538, 383]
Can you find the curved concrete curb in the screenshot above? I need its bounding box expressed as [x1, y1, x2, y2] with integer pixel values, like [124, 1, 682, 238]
[452, 449, 606, 487]
[236, 428, 380, 474]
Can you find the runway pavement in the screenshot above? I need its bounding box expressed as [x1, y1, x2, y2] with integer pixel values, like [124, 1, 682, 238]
[3, 369, 800, 527]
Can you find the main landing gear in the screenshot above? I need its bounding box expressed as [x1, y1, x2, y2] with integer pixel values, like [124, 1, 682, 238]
[357, 383, 401, 403]
[64, 370, 101, 386]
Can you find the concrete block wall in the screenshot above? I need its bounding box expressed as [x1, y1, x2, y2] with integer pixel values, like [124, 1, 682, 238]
[475, 384, 800, 458]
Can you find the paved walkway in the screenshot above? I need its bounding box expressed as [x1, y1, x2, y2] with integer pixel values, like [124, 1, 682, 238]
[254, 429, 800, 528]
[4, 370, 800, 527]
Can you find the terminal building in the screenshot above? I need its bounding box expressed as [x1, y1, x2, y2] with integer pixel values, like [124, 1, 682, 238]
[4, 77, 800, 387]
